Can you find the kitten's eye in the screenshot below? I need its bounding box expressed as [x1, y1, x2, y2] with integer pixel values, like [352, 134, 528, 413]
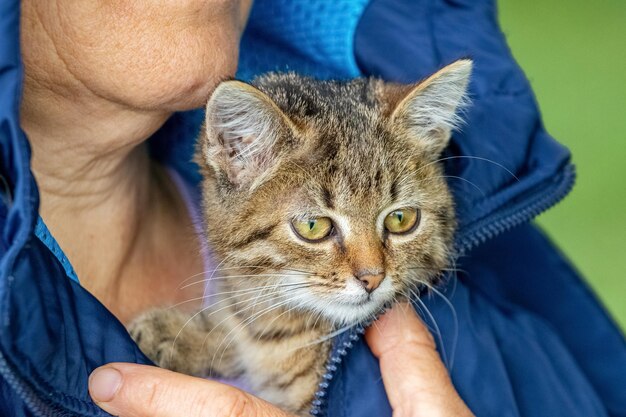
[384, 208, 420, 234]
[291, 217, 334, 242]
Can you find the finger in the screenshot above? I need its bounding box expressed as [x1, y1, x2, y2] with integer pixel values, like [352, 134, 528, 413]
[89, 363, 293, 417]
[365, 303, 472, 416]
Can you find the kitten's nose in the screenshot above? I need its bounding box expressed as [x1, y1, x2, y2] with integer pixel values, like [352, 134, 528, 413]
[355, 271, 385, 293]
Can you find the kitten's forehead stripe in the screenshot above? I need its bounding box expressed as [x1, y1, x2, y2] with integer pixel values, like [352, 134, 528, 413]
[374, 169, 383, 186]
[322, 187, 334, 209]
[390, 180, 399, 202]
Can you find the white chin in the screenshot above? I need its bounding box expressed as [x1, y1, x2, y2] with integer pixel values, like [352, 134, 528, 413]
[319, 300, 387, 327]
[287, 277, 396, 327]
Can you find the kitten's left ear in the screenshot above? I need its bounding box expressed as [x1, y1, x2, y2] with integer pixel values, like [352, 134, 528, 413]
[388, 59, 472, 156]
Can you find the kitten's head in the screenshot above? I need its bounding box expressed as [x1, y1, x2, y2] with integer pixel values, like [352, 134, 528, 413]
[198, 60, 471, 326]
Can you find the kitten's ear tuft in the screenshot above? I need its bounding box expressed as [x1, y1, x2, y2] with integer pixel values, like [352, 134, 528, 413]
[389, 59, 472, 156]
[202, 81, 294, 188]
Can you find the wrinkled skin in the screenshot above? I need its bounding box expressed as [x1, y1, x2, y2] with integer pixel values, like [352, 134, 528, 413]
[19, 0, 252, 323]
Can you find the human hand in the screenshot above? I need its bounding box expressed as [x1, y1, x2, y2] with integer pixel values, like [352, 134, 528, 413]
[88, 363, 295, 417]
[365, 302, 474, 417]
[88, 303, 473, 417]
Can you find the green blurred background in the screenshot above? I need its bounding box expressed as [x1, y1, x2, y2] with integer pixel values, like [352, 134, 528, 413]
[498, 1, 626, 329]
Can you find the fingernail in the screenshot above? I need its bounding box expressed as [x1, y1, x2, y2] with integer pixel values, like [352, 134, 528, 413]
[89, 367, 122, 403]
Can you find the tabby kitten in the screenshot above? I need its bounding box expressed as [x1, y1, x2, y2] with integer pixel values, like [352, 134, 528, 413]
[130, 59, 472, 416]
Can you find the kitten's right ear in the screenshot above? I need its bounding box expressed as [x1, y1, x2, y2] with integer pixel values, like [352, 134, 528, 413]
[201, 81, 295, 189]
[384, 59, 472, 157]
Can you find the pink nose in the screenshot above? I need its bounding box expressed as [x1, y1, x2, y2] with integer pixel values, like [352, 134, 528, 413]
[355, 271, 385, 293]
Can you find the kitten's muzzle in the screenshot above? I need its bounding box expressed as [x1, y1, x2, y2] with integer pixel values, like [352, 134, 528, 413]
[355, 270, 385, 294]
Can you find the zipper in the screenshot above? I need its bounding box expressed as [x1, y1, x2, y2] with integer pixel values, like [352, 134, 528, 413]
[0, 347, 60, 416]
[455, 163, 576, 254]
[0, 347, 108, 417]
[310, 162, 576, 416]
[310, 323, 368, 416]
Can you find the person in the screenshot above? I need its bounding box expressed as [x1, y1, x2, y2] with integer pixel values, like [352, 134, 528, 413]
[1, 1, 625, 416]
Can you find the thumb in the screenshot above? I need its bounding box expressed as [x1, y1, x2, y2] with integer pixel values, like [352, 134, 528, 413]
[365, 303, 472, 416]
[88, 363, 292, 417]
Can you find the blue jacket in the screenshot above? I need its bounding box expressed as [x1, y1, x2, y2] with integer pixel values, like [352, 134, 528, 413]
[1, 0, 625, 416]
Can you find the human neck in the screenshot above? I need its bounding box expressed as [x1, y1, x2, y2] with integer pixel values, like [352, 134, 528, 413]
[25, 95, 168, 224]
[22, 87, 204, 323]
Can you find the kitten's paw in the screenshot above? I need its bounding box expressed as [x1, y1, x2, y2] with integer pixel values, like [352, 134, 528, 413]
[127, 310, 161, 353]
[128, 309, 201, 375]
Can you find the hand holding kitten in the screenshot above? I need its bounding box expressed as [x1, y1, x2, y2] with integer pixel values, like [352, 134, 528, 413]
[366, 303, 474, 417]
[89, 303, 473, 417]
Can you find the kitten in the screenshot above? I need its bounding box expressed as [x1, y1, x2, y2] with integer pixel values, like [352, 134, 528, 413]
[129, 59, 472, 416]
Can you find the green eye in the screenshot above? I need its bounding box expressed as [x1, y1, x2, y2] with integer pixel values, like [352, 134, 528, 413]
[384, 208, 420, 234]
[291, 217, 333, 242]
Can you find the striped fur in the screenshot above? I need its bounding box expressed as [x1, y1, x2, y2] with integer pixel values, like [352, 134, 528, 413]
[129, 60, 472, 415]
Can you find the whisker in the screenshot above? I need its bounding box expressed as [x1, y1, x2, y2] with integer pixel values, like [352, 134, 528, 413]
[447, 262, 460, 300]
[198, 285, 315, 362]
[289, 322, 355, 352]
[407, 266, 465, 273]
[407, 289, 427, 319]
[177, 264, 314, 289]
[309, 298, 332, 330]
[168, 282, 309, 310]
[407, 266, 432, 271]
[410, 289, 449, 368]
[198, 291, 286, 358]
[211, 295, 306, 371]
[417, 155, 520, 181]
[425, 284, 459, 370]
[167, 285, 312, 364]
[230, 265, 315, 275]
[178, 254, 235, 288]
[180, 273, 308, 290]
[177, 270, 219, 289]
[254, 302, 305, 344]
[422, 175, 486, 197]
